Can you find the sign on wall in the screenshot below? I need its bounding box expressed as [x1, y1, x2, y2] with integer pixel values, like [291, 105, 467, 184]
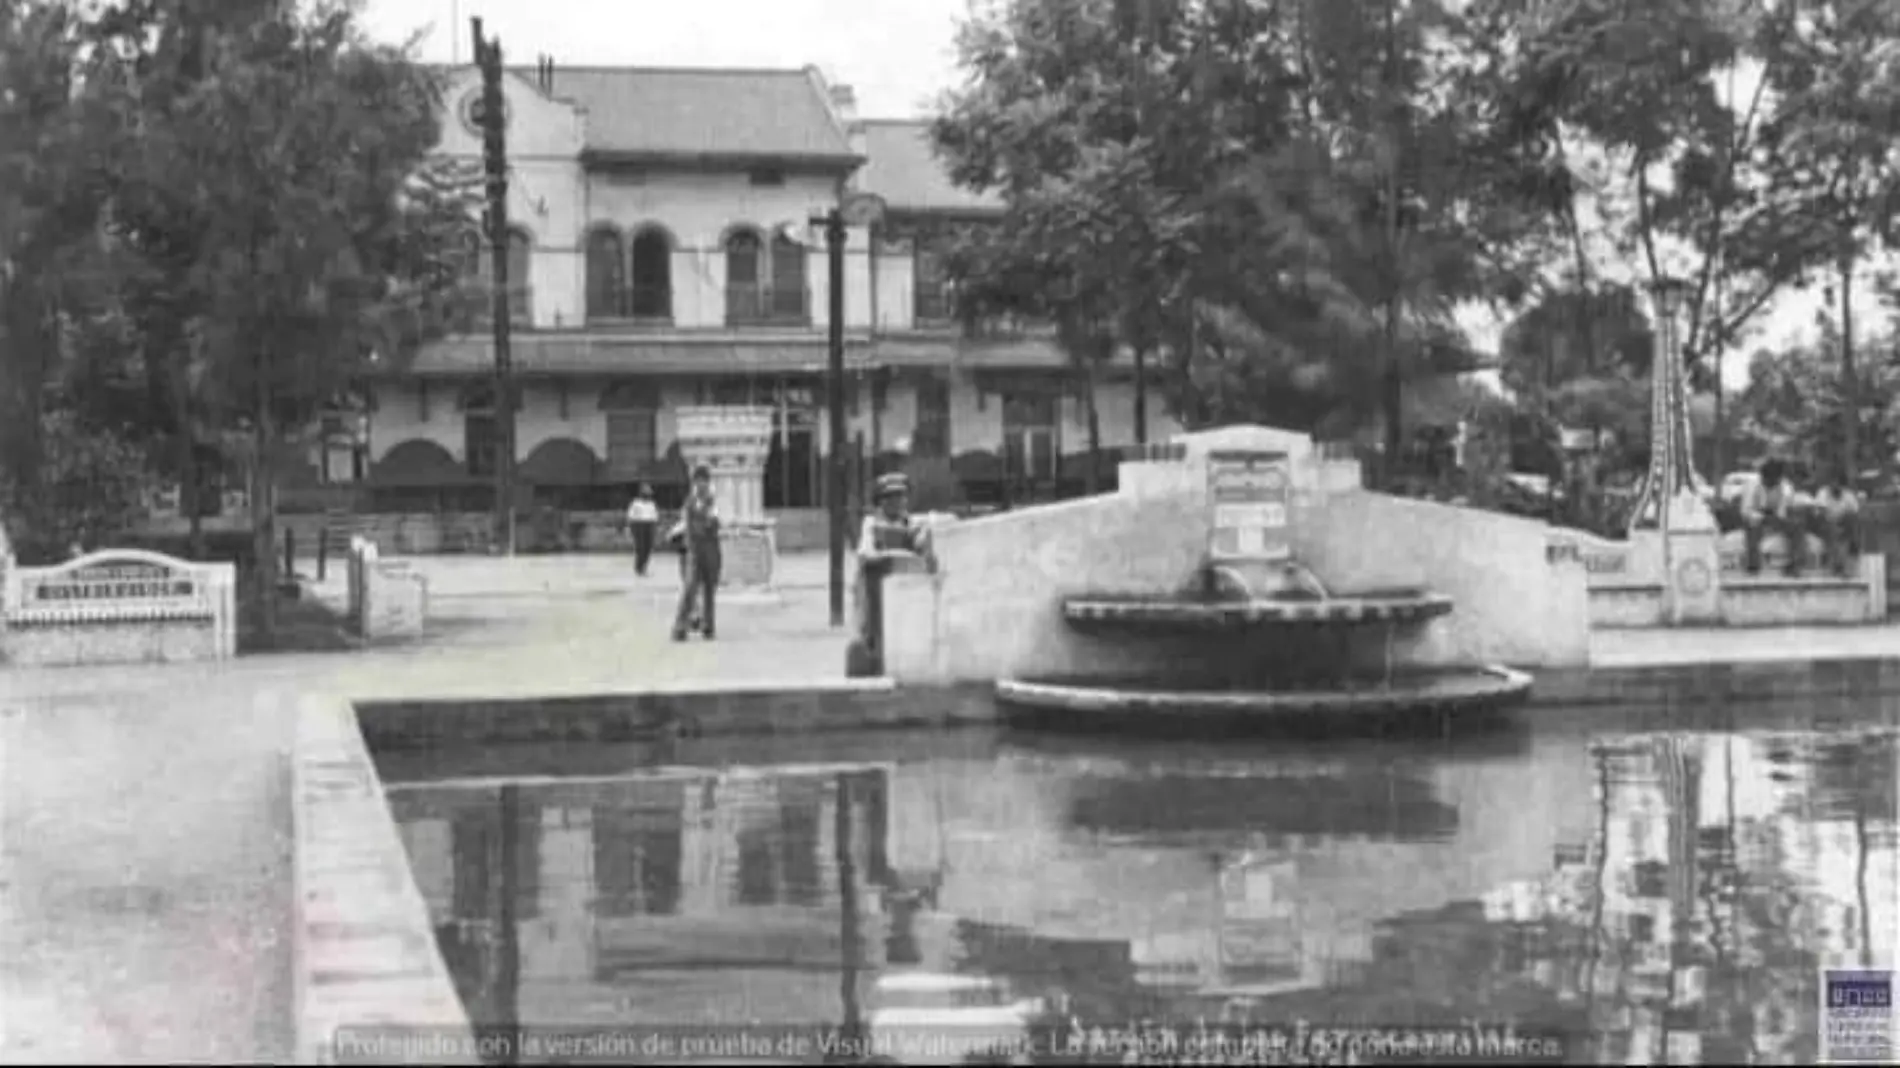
[31, 559, 195, 602]
[1207, 450, 1291, 563]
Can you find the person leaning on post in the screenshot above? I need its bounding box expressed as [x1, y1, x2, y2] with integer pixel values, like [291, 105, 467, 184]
[853, 472, 938, 652]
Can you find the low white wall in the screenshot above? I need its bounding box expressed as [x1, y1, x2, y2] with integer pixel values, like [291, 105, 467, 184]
[884, 466, 1593, 686]
[883, 483, 1211, 687]
[1, 548, 237, 666]
[1294, 492, 1591, 670]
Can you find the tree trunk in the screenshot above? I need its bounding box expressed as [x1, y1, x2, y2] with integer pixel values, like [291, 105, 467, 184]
[1133, 345, 1148, 446]
[1840, 252, 1858, 487]
[0, 279, 49, 499]
[1378, 0, 1405, 490]
[1083, 356, 1103, 496]
[1381, 300, 1404, 487]
[251, 352, 278, 647]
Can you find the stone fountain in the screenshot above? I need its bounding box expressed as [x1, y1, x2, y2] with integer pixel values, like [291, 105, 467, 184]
[879, 424, 1564, 727]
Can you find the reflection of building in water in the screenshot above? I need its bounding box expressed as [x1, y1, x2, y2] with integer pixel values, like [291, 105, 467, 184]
[883, 744, 1588, 1000]
[388, 765, 894, 1030]
[1478, 730, 1900, 1065]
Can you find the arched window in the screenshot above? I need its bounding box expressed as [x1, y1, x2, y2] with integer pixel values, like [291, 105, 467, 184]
[724, 229, 764, 323]
[770, 232, 808, 321]
[629, 226, 673, 319]
[585, 227, 625, 319]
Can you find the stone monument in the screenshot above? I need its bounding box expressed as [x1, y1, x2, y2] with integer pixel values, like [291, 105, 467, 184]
[1625, 278, 1721, 625]
[674, 405, 777, 590]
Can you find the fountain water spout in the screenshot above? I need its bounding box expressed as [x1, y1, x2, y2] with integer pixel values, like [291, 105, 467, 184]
[1194, 558, 1332, 603]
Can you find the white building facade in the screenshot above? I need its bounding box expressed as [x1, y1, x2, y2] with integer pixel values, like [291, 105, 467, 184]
[288, 62, 1175, 546]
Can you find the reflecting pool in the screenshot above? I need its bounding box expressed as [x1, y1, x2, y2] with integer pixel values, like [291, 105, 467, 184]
[377, 699, 1899, 1064]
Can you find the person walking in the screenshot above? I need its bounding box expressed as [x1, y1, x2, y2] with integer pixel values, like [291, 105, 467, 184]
[625, 483, 658, 576]
[672, 464, 722, 641]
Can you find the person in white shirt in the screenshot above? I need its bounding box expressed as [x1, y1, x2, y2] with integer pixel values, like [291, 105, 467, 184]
[624, 483, 659, 576]
[1741, 458, 1803, 576]
[1809, 469, 1862, 577]
[852, 472, 937, 659]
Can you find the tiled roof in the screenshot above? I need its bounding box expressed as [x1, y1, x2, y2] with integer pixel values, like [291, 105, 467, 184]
[508, 65, 858, 164]
[858, 120, 1002, 214]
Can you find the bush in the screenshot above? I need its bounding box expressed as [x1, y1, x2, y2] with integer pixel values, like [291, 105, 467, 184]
[2, 410, 151, 565]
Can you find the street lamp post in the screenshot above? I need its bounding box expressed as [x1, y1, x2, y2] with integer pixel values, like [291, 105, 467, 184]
[812, 193, 885, 628]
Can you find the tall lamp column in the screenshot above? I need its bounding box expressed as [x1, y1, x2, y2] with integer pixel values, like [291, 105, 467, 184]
[812, 194, 885, 628]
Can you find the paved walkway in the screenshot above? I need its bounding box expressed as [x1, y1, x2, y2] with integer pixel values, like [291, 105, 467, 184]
[1, 559, 853, 1063]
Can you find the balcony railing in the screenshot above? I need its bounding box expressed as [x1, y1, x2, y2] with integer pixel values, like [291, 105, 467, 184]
[587, 285, 674, 322]
[467, 283, 535, 319]
[725, 284, 810, 326]
[458, 283, 534, 331]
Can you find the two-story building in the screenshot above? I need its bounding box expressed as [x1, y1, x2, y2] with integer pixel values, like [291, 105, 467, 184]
[294, 61, 1171, 549]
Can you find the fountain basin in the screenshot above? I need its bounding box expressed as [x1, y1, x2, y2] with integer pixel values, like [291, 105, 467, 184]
[1063, 590, 1454, 631]
[994, 666, 1531, 722]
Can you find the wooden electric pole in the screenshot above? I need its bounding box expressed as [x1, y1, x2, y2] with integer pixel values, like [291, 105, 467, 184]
[472, 17, 517, 555]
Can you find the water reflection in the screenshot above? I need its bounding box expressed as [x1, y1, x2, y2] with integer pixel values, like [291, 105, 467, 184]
[384, 721, 1897, 1065]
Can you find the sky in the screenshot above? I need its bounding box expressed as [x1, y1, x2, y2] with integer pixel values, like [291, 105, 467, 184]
[358, 0, 1891, 382]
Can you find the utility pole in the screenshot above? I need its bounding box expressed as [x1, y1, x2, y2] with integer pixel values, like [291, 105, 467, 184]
[472, 17, 516, 555]
[822, 208, 849, 627]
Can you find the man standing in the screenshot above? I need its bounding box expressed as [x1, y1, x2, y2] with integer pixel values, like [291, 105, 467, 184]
[1741, 458, 1803, 576]
[625, 483, 658, 577]
[672, 465, 721, 641]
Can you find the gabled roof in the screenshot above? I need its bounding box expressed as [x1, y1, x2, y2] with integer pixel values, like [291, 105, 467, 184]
[499, 64, 858, 166]
[858, 120, 1002, 215]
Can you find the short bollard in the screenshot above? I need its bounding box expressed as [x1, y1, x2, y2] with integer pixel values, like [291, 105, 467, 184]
[316, 529, 328, 582]
[283, 527, 296, 579]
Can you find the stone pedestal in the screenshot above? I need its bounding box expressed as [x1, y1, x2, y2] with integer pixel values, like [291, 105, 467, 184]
[675, 406, 778, 591]
[348, 536, 427, 641]
[1634, 489, 1721, 625]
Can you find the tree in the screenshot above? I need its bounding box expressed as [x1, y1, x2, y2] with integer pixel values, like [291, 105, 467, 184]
[1730, 321, 1900, 479]
[0, 0, 118, 500]
[1498, 284, 1655, 473]
[1757, 0, 1900, 482]
[102, 1, 451, 642]
[0, 409, 150, 564]
[932, 0, 1553, 486]
[933, 0, 1216, 492]
[1491, 0, 1848, 419]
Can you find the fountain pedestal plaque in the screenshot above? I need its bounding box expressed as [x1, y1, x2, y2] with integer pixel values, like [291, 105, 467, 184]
[674, 406, 777, 591]
[1204, 450, 1312, 598]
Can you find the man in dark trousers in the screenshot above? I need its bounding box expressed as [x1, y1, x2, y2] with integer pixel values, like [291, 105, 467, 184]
[672, 464, 721, 641]
[624, 482, 658, 576]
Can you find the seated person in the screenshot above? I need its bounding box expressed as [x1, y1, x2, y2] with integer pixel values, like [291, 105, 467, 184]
[1741, 458, 1804, 576]
[1808, 471, 1862, 577]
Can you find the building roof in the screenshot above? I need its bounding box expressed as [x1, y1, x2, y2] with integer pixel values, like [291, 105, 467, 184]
[857, 120, 1002, 214]
[504, 64, 858, 165]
